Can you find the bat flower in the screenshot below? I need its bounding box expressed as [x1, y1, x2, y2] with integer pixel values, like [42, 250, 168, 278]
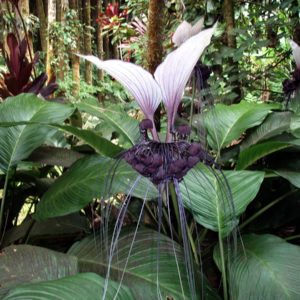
[80, 24, 234, 300]
[283, 40, 300, 96]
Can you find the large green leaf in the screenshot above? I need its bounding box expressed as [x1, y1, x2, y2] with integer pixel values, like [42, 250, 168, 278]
[204, 101, 280, 150]
[2, 213, 90, 248]
[3, 273, 134, 300]
[0, 244, 77, 298]
[68, 228, 219, 300]
[35, 155, 158, 220]
[290, 114, 300, 138]
[53, 124, 124, 157]
[77, 102, 139, 147]
[220, 234, 300, 300]
[273, 170, 300, 188]
[240, 111, 292, 151]
[236, 139, 300, 170]
[0, 94, 74, 173]
[181, 164, 264, 236]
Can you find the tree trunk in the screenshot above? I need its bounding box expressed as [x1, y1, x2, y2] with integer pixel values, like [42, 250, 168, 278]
[36, 0, 47, 53]
[83, 0, 92, 84]
[14, 0, 34, 60]
[56, 0, 69, 81]
[147, 0, 165, 131]
[96, 0, 104, 102]
[223, 0, 242, 103]
[46, 0, 56, 81]
[291, 0, 300, 44]
[69, 0, 80, 96]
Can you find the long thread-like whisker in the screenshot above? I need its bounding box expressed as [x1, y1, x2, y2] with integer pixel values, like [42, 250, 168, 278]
[102, 175, 142, 300]
[156, 183, 164, 300]
[174, 179, 197, 300]
[166, 183, 186, 299]
[182, 178, 204, 300]
[113, 186, 149, 300]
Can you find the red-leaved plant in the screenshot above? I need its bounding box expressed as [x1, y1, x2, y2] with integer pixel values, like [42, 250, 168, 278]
[0, 33, 58, 101]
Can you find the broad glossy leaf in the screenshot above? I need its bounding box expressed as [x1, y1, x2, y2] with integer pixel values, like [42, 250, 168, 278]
[240, 111, 292, 151]
[181, 164, 264, 236]
[290, 114, 300, 138]
[219, 234, 300, 300]
[53, 124, 124, 157]
[204, 101, 280, 150]
[77, 102, 139, 146]
[0, 245, 77, 298]
[236, 139, 300, 170]
[273, 169, 300, 188]
[0, 94, 74, 173]
[35, 155, 158, 220]
[289, 88, 300, 114]
[68, 228, 219, 300]
[3, 213, 90, 248]
[3, 273, 134, 300]
[28, 146, 85, 167]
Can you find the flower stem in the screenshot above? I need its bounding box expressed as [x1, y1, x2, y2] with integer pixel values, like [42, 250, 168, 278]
[239, 190, 297, 230]
[0, 173, 9, 246]
[169, 182, 182, 242]
[285, 234, 300, 241]
[186, 222, 199, 265]
[218, 232, 228, 300]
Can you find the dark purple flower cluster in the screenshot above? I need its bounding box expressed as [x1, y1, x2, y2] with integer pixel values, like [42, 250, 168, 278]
[123, 120, 213, 185]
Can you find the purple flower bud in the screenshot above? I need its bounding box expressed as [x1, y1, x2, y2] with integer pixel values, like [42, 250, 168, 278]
[139, 119, 153, 131]
[188, 143, 201, 156]
[177, 124, 191, 136]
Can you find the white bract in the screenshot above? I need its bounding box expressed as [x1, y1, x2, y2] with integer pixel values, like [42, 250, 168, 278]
[290, 40, 300, 70]
[78, 24, 215, 141]
[172, 18, 204, 47]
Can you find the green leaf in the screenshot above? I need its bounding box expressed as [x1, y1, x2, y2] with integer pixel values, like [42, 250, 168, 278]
[68, 228, 219, 300]
[203, 101, 280, 151]
[0, 94, 74, 173]
[28, 146, 84, 167]
[273, 170, 300, 188]
[0, 245, 78, 298]
[53, 124, 124, 157]
[77, 102, 139, 147]
[236, 139, 300, 170]
[181, 164, 264, 236]
[35, 155, 158, 220]
[222, 234, 300, 300]
[289, 88, 300, 114]
[290, 114, 300, 138]
[3, 273, 134, 300]
[2, 213, 90, 247]
[240, 111, 292, 151]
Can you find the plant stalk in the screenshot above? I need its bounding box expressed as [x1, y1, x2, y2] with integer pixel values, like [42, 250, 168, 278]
[219, 232, 228, 300]
[169, 183, 182, 241]
[239, 190, 297, 230]
[0, 173, 9, 246]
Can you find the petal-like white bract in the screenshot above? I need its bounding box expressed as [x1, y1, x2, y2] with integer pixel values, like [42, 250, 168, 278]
[77, 55, 162, 120]
[172, 21, 192, 47]
[290, 40, 300, 70]
[190, 17, 204, 37]
[154, 25, 216, 131]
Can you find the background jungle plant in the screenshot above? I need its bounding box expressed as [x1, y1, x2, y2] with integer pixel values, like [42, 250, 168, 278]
[0, 0, 300, 299]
